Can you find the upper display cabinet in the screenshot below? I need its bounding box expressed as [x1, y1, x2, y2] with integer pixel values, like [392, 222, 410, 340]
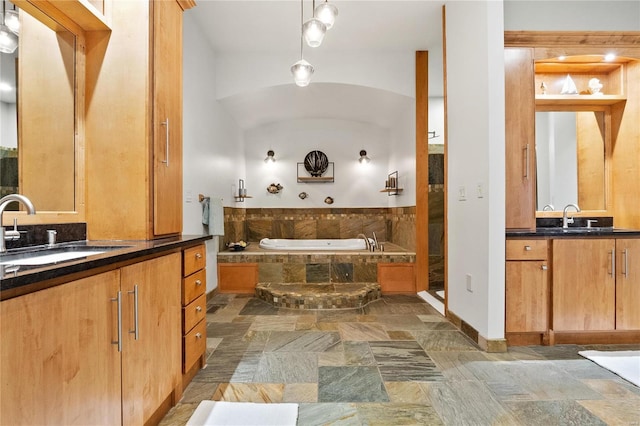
[534, 55, 629, 107]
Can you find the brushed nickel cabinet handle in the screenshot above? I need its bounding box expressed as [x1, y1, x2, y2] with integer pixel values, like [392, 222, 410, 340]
[111, 291, 122, 352]
[609, 250, 615, 276]
[524, 245, 532, 251]
[196, 306, 202, 313]
[195, 333, 202, 339]
[622, 249, 628, 277]
[161, 118, 169, 166]
[541, 265, 547, 270]
[195, 253, 202, 260]
[195, 279, 202, 286]
[523, 144, 529, 179]
[128, 285, 139, 340]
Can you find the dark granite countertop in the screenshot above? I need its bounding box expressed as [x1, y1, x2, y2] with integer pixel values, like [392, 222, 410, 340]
[506, 228, 640, 238]
[1, 235, 212, 300]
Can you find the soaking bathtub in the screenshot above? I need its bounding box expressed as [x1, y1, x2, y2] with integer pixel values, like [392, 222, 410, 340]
[258, 238, 368, 251]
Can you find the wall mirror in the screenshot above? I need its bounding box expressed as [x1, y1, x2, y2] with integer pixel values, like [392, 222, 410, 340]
[535, 110, 607, 212]
[0, 0, 81, 219]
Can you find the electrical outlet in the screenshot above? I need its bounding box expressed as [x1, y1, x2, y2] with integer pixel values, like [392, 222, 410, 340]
[185, 190, 193, 203]
[466, 273, 473, 292]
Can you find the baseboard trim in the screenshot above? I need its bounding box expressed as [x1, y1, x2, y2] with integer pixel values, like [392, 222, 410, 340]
[446, 309, 507, 353]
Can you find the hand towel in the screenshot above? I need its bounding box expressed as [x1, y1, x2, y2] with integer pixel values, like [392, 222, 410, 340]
[209, 198, 224, 236]
[201, 198, 210, 226]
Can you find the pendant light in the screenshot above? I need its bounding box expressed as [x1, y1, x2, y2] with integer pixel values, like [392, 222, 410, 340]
[302, 0, 326, 48]
[4, 2, 18, 35]
[315, 0, 338, 30]
[291, 0, 314, 87]
[0, 5, 17, 54]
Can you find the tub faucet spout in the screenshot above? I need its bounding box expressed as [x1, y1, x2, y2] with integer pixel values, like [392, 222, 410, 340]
[0, 194, 36, 253]
[356, 234, 370, 251]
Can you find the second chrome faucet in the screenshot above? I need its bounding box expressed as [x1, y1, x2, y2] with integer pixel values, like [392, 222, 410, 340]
[562, 203, 581, 228]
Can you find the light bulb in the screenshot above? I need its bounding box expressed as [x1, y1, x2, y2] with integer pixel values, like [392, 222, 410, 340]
[291, 59, 314, 87]
[0, 25, 18, 54]
[315, 2, 338, 30]
[4, 10, 19, 35]
[302, 18, 326, 48]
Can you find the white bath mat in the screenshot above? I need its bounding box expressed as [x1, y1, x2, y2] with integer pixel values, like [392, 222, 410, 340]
[186, 401, 299, 426]
[579, 350, 640, 387]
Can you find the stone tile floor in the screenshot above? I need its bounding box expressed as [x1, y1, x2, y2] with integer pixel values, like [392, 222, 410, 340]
[160, 294, 640, 425]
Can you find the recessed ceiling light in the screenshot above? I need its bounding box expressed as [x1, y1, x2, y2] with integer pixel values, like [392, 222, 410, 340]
[604, 53, 616, 62]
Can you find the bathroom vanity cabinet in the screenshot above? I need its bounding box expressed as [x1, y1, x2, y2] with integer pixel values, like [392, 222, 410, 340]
[504, 47, 536, 230]
[181, 244, 207, 384]
[553, 237, 640, 333]
[505, 235, 640, 346]
[505, 239, 549, 334]
[86, 0, 194, 240]
[0, 252, 182, 425]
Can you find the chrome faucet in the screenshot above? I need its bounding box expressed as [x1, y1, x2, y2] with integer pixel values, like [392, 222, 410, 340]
[356, 233, 370, 251]
[562, 203, 581, 228]
[0, 194, 36, 253]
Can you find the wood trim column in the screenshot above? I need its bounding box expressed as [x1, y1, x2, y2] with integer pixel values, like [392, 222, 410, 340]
[415, 51, 429, 292]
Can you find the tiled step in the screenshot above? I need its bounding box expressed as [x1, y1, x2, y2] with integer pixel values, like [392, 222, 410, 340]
[255, 282, 382, 310]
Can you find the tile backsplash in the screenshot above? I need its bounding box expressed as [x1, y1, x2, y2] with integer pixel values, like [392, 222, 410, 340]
[223, 207, 416, 251]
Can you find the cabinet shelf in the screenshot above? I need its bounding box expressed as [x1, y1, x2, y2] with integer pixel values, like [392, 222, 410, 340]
[535, 94, 626, 107]
[380, 188, 403, 194]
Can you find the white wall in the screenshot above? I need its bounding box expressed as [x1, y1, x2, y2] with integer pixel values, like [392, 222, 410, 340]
[243, 118, 394, 208]
[182, 13, 244, 292]
[445, 0, 505, 340]
[504, 1, 640, 31]
[388, 100, 416, 208]
[215, 51, 417, 100]
[1, 102, 17, 148]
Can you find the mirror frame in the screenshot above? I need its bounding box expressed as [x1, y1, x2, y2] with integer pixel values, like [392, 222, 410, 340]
[3, 0, 90, 226]
[534, 103, 613, 219]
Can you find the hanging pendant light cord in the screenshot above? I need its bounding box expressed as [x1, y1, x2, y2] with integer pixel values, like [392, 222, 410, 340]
[299, 0, 304, 60]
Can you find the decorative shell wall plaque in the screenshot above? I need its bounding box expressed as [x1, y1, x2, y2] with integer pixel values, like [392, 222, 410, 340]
[266, 183, 283, 194]
[304, 150, 329, 177]
[324, 196, 334, 205]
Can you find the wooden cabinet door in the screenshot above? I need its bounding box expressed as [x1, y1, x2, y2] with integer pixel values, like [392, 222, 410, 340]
[121, 253, 182, 425]
[0, 272, 122, 426]
[506, 261, 549, 332]
[616, 238, 640, 330]
[377, 263, 416, 293]
[552, 239, 616, 331]
[153, 0, 183, 236]
[504, 47, 536, 230]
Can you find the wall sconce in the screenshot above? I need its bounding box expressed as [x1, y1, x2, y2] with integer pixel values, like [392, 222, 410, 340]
[264, 150, 276, 163]
[358, 150, 370, 164]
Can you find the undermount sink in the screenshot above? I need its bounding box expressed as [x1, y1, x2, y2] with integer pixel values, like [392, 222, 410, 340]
[0, 244, 131, 266]
[0, 250, 108, 266]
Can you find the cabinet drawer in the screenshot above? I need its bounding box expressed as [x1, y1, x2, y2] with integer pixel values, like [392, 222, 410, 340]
[182, 269, 206, 305]
[183, 319, 206, 372]
[506, 239, 548, 260]
[183, 294, 207, 334]
[183, 244, 206, 277]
